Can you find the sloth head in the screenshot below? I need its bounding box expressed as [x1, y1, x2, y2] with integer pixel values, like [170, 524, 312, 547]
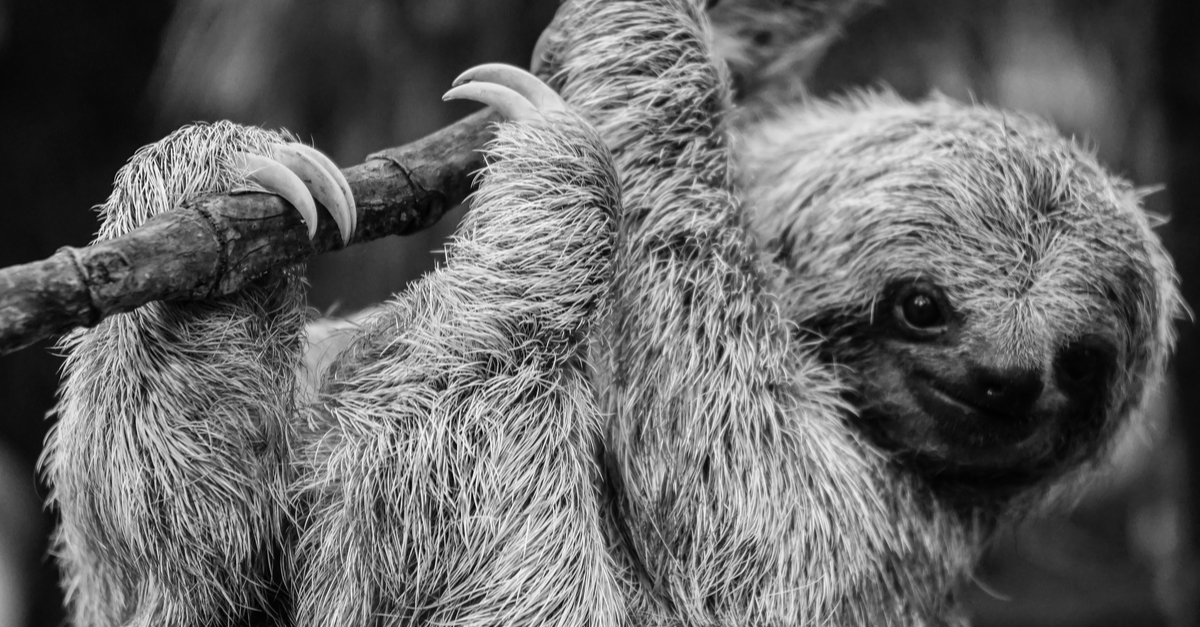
[741, 93, 1183, 511]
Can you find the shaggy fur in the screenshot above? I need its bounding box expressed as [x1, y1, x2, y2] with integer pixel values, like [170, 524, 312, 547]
[553, 1, 974, 624]
[288, 111, 622, 626]
[537, 0, 875, 109]
[44, 122, 306, 627]
[548, 0, 1179, 624]
[44, 0, 1181, 626]
[48, 107, 624, 626]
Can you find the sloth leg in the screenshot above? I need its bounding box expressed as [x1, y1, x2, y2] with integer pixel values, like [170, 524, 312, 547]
[292, 65, 623, 627]
[43, 123, 353, 627]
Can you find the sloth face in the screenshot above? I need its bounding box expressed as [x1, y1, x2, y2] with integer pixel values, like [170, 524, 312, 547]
[845, 277, 1119, 502]
[741, 94, 1182, 509]
[795, 206, 1172, 511]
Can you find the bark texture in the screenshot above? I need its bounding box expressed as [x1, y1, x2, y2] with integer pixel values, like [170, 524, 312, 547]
[0, 108, 497, 355]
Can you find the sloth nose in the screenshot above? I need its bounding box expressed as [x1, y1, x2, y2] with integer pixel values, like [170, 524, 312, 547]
[963, 365, 1044, 418]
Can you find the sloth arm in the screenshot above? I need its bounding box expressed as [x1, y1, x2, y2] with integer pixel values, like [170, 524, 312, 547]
[289, 72, 624, 627]
[43, 124, 353, 627]
[551, 0, 881, 622]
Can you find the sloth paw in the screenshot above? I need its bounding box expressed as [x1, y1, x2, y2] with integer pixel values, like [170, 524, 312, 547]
[232, 143, 356, 244]
[444, 63, 567, 121]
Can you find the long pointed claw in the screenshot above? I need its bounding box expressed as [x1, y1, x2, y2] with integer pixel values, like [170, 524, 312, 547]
[443, 82, 540, 122]
[285, 143, 356, 243]
[270, 143, 355, 245]
[233, 151, 319, 239]
[452, 63, 566, 113]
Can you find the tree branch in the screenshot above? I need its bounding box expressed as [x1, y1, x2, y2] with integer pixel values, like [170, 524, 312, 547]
[0, 108, 500, 356]
[0, 0, 882, 357]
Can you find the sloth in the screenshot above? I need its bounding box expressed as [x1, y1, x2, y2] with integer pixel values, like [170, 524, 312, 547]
[42, 0, 1180, 626]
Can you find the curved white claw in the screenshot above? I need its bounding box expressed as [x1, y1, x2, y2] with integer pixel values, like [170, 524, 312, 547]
[452, 63, 566, 113]
[286, 143, 356, 242]
[233, 151, 319, 239]
[444, 82, 540, 122]
[270, 143, 355, 245]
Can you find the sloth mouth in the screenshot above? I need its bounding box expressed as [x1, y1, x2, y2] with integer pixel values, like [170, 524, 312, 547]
[909, 373, 996, 421]
[916, 380, 989, 417]
[907, 372, 1043, 455]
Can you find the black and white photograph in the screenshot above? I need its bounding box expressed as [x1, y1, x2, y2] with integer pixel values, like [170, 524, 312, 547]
[0, 1, 1197, 626]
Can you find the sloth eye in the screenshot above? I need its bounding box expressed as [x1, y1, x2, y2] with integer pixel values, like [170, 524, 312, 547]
[893, 282, 949, 332]
[902, 293, 941, 328]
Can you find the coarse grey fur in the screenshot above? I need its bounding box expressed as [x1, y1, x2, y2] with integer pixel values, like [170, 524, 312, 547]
[741, 95, 1180, 488]
[42, 0, 1181, 626]
[551, 1, 974, 624]
[539, 0, 1177, 623]
[44, 122, 306, 627]
[46, 96, 623, 625]
[288, 109, 622, 626]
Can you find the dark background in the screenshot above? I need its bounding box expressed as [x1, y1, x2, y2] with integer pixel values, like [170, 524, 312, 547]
[0, 1, 1196, 626]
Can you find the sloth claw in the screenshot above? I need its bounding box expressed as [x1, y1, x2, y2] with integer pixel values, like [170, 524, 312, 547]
[269, 144, 356, 244]
[451, 63, 566, 114]
[232, 151, 319, 239]
[233, 143, 356, 244]
[444, 82, 540, 122]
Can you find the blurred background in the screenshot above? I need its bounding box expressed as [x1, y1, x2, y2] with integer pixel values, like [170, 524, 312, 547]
[0, 1, 1197, 626]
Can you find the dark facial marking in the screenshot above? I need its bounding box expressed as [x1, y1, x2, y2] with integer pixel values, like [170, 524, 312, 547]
[1055, 338, 1113, 392]
[805, 278, 1121, 515]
